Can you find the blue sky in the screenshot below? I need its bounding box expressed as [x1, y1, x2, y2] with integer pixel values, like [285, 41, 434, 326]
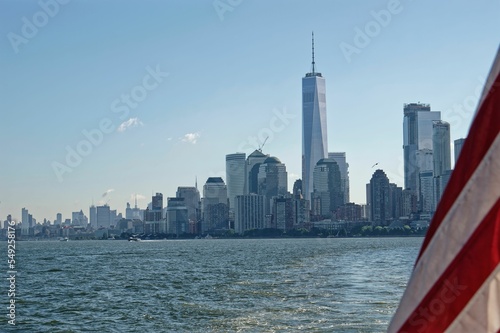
[1, 0, 498, 222]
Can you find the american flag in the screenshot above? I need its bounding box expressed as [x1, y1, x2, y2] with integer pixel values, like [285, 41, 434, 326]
[389, 46, 500, 333]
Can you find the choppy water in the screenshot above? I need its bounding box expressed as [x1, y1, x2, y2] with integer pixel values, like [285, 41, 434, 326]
[1, 237, 422, 332]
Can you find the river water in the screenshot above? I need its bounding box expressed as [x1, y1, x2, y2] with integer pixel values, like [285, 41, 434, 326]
[1, 237, 422, 332]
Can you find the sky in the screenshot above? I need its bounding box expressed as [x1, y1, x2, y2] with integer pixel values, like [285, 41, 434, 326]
[0, 0, 498, 222]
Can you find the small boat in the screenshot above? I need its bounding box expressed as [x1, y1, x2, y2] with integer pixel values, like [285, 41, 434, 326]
[59, 237, 69, 242]
[128, 236, 141, 242]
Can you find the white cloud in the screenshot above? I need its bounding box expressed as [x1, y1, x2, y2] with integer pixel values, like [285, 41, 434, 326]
[129, 193, 146, 202]
[181, 132, 200, 144]
[117, 117, 143, 132]
[102, 189, 115, 198]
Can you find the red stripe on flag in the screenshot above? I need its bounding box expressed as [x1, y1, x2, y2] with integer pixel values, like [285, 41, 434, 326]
[398, 198, 500, 332]
[417, 71, 500, 264]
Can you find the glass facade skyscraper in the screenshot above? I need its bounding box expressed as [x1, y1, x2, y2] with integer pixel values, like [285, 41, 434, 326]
[302, 34, 328, 202]
[225, 153, 246, 212]
[403, 103, 441, 192]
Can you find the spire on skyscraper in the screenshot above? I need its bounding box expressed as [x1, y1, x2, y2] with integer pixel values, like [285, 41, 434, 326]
[312, 31, 315, 74]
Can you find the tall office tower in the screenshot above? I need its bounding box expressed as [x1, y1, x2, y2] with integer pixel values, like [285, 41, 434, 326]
[292, 179, 302, 197]
[4, 214, 12, 229]
[432, 121, 451, 177]
[176, 186, 201, 222]
[389, 183, 403, 220]
[56, 213, 62, 225]
[454, 138, 466, 164]
[328, 152, 350, 204]
[312, 158, 342, 217]
[226, 153, 247, 211]
[246, 149, 269, 194]
[369, 169, 390, 226]
[21, 208, 28, 228]
[152, 193, 163, 211]
[235, 194, 265, 234]
[96, 205, 111, 228]
[403, 103, 441, 192]
[434, 169, 453, 209]
[144, 193, 163, 233]
[89, 205, 97, 227]
[419, 171, 435, 214]
[302, 33, 328, 202]
[125, 202, 132, 219]
[166, 197, 188, 235]
[202, 177, 229, 232]
[72, 210, 88, 226]
[126, 196, 143, 220]
[293, 194, 310, 227]
[257, 156, 288, 214]
[110, 210, 117, 226]
[273, 197, 294, 231]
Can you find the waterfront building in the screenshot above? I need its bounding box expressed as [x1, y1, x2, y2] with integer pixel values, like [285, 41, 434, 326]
[403, 103, 441, 193]
[302, 33, 328, 202]
[432, 120, 451, 177]
[202, 177, 229, 232]
[96, 205, 111, 228]
[166, 197, 188, 235]
[272, 196, 294, 231]
[328, 152, 350, 204]
[246, 150, 268, 194]
[369, 169, 391, 226]
[176, 186, 201, 223]
[226, 153, 246, 212]
[235, 194, 265, 234]
[312, 158, 342, 218]
[257, 156, 288, 214]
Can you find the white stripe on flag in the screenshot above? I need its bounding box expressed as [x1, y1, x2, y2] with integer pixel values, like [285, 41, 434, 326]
[389, 133, 500, 332]
[445, 264, 500, 333]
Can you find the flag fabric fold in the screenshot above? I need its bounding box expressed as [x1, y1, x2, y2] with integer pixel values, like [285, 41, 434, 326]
[388, 46, 500, 333]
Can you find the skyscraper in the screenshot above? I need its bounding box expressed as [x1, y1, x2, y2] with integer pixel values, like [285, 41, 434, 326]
[257, 156, 288, 214]
[302, 32, 328, 202]
[312, 158, 342, 217]
[403, 103, 441, 192]
[328, 152, 350, 204]
[152, 193, 163, 211]
[202, 177, 229, 232]
[246, 149, 268, 194]
[369, 169, 390, 226]
[96, 205, 111, 228]
[432, 120, 451, 177]
[176, 186, 201, 222]
[235, 194, 265, 234]
[89, 205, 97, 227]
[226, 153, 246, 211]
[454, 137, 466, 164]
[166, 197, 188, 235]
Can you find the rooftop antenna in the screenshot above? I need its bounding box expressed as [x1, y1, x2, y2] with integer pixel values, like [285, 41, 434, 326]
[311, 31, 315, 74]
[134, 194, 137, 209]
[195, 176, 198, 190]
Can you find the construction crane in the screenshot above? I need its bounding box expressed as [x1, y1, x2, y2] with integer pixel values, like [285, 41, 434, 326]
[258, 136, 269, 153]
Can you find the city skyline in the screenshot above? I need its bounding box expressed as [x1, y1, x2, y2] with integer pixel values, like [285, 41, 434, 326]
[1, 1, 499, 221]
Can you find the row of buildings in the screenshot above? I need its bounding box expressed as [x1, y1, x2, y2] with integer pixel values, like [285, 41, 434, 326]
[6, 36, 465, 237]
